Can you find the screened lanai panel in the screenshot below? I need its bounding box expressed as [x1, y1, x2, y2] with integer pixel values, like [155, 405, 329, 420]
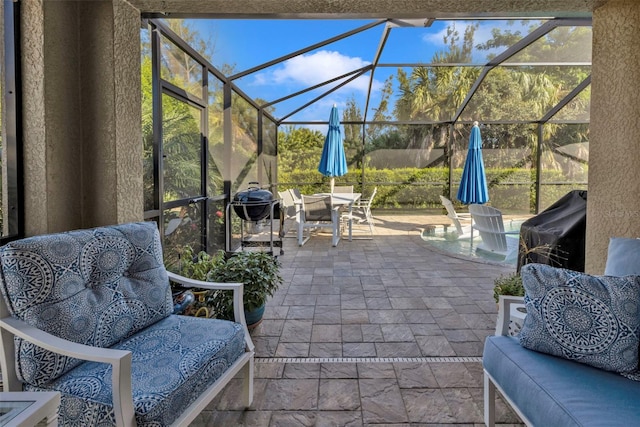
[549, 85, 591, 121]
[236, 63, 374, 124]
[160, 34, 203, 100]
[162, 94, 202, 202]
[364, 123, 448, 209]
[460, 65, 591, 122]
[206, 197, 226, 253]
[152, 17, 593, 221]
[203, 19, 381, 74]
[163, 202, 203, 266]
[228, 22, 382, 121]
[539, 123, 588, 210]
[452, 123, 535, 214]
[277, 68, 374, 123]
[383, 66, 482, 123]
[207, 72, 224, 196]
[341, 122, 361, 191]
[379, 20, 547, 65]
[142, 33, 154, 212]
[503, 26, 592, 64]
[231, 91, 259, 193]
[276, 123, 357, 195]
[262, 117, 277, 190]
[277, 125, 323, 194]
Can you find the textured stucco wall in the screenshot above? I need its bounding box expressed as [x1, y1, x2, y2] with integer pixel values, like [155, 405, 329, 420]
[79, 1, 118, 228]
[587, 0, 640, 273]
[43, 1, 83, 233]
[20, 0, 142, 235]
[77, 0, 142, 227]
[22, 0, 52, 235]
[113, 0, 143, 224]
[129, 0, 605, 17]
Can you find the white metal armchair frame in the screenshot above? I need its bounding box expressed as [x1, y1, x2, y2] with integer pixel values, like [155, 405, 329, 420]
[0, 272, 254, 427]
[297, 194, 341, 246]
[484, 296, 531, 427]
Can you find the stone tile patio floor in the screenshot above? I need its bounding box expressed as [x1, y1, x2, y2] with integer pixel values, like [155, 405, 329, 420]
[196, 215, 525, 426]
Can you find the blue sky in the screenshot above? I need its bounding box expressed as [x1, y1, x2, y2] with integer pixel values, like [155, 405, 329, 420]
[184, 19, 535, 125]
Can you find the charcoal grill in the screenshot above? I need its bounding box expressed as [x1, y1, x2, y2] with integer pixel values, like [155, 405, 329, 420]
[227, 182, 283, 255]
[232, 183, 274, 221]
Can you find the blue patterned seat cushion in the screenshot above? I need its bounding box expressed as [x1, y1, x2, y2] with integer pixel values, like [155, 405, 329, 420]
[0, 222, 174, 386]
[519, 263, 640, 373]
[25, 315, 246, 426]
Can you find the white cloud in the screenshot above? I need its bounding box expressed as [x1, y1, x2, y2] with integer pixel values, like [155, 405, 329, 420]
[248, 49, 386, 122]
[252, 73, 269, 86]
[256, 50, 381, 94]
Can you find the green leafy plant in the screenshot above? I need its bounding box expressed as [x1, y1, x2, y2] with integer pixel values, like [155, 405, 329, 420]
[493, 272, 525, 303]
[175, 245, 225, 281]
[207, 251, 283, 320]
[168, 247, 283, 321]
[167, 246, 225, 317]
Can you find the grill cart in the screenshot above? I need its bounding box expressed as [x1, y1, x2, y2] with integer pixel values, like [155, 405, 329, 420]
[226, 182, 283, 255]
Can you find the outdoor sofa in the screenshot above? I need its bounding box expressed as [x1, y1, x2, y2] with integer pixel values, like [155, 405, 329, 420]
[483, 237, 640, 426]
[0, 221, 254, 426]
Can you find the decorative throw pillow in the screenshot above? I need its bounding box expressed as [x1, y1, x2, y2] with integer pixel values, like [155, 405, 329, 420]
[604, 237, 640, 276]
[518, 263, 640, 373]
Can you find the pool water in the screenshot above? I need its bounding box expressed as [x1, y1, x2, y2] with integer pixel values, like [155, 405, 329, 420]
[420, 220, 525, 266]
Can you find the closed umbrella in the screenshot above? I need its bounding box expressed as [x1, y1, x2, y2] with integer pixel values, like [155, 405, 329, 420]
[457, 121, 489, 205]
[318, 104, 348, 193]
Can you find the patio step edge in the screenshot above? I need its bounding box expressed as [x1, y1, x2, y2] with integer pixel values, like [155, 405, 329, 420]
[255, 356, 482, 364]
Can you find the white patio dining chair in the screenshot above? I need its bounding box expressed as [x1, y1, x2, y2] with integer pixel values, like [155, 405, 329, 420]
[297, 194, 341, 246]
[469, 204, 520, 259]
[289, 188, 303, 204]
[341, 186, 377, 239]
[332, 185, 354, 194]
[278, 190, 298, 237]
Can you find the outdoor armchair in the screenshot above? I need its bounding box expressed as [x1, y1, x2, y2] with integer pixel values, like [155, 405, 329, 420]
[0, 222, 254, 426]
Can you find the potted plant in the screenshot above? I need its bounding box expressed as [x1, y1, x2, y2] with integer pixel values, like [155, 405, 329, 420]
[207, 250, 283, 328]
[168, 246, 283, 329]
[492, 272, 525, 303]
[493, 271, 526, 336]
[169, 246, 226, 318]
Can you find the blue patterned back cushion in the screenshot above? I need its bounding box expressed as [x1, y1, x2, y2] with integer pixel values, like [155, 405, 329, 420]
[0, 222, 173, 386]
[519, 263, 640, 373]
[604, 237, 640, 276]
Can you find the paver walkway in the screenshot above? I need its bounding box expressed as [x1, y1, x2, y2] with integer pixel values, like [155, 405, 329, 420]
[196, 214, 524, 426]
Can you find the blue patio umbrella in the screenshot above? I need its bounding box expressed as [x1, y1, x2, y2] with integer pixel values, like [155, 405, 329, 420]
[318, 104, 348, 192]
[457, 121, 489, 205]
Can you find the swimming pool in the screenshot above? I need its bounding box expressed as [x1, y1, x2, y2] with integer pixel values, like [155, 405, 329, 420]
[420, 219, 525, 266]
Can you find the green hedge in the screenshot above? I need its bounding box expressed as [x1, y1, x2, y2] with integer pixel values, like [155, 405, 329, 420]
[278, 167, 583, 214]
